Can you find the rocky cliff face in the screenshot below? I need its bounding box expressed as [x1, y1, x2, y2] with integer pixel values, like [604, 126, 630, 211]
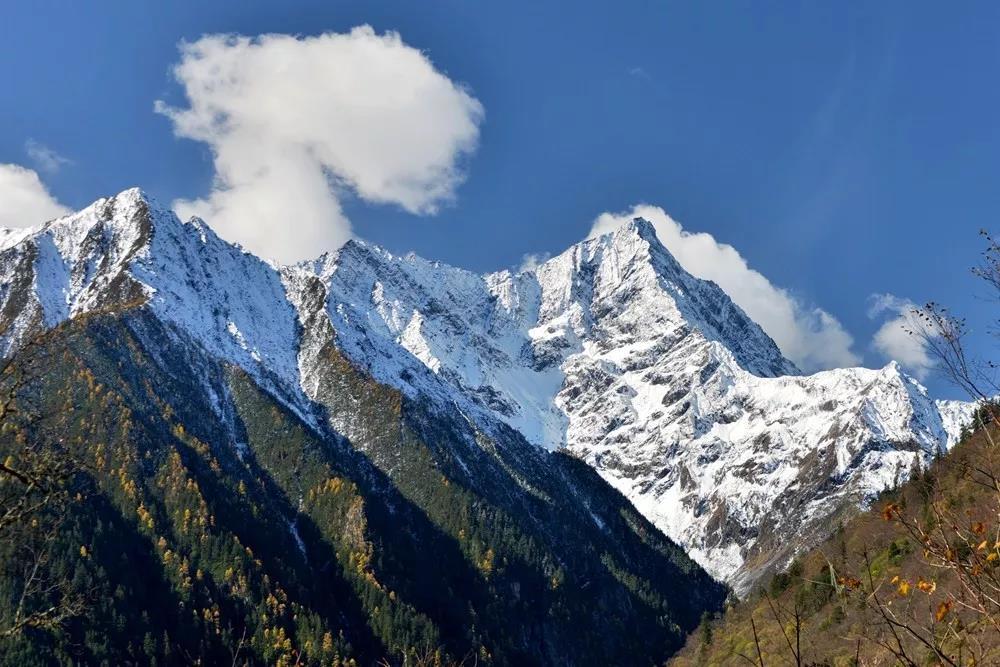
[0, 189, 974, 594]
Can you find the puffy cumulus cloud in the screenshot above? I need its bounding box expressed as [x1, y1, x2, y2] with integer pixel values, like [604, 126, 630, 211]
[588, 205, 860, 372]
[867, 293, 935, 380]
[0, 164, 70, 228]
[156, 26, 484, 262]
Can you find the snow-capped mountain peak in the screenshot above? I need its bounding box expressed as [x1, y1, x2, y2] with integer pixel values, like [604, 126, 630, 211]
[527, 218, 799, 378]
[0, 189, 302, 393]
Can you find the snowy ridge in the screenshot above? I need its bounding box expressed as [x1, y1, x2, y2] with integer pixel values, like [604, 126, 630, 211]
[0, 189, 305, 410]
[0, 189, 977, 592]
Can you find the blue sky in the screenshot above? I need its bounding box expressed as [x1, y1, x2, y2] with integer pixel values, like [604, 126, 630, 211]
[1, 1, 998, 397]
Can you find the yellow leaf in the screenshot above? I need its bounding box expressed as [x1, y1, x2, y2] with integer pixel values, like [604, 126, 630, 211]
[897, 580, 911, 596]
[935, 600, 953, 622]
[977, 540, 989, 551]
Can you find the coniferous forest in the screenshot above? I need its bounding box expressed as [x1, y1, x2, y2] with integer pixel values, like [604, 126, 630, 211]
[0, 311, 725, 665]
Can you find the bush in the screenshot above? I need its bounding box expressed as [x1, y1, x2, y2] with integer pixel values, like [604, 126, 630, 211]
[769, 572, 792, 597]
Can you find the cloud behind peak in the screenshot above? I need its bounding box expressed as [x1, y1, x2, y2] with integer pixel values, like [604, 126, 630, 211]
[589, 204, 861, 372]
[0, 164, 70, 229]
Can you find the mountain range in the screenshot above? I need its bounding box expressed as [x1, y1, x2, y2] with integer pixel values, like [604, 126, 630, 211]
[0, 188, 974, 663]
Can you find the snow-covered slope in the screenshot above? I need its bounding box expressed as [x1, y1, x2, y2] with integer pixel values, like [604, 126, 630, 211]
[281, 219, 974, 589]
[0, 189, 313, 423]
[0, 189, 976, 593]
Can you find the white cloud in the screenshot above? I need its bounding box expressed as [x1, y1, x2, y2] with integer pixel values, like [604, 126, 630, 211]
[867, 293, 935, 379]
[517, 252, 551, 273]
[156, 26, 484, 262]
[0, 164, 70, 228]
[25, 139, 71, 174]
[588, 205, 860, 372]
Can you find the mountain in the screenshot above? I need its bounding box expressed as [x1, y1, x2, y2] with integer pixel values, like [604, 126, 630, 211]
[0, 190, 973, 599]
[283, 211, 972, 594]
[0, 190, 725, 665]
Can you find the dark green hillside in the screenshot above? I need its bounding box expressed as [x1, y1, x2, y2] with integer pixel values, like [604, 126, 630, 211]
[0, 308, 724, 666]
